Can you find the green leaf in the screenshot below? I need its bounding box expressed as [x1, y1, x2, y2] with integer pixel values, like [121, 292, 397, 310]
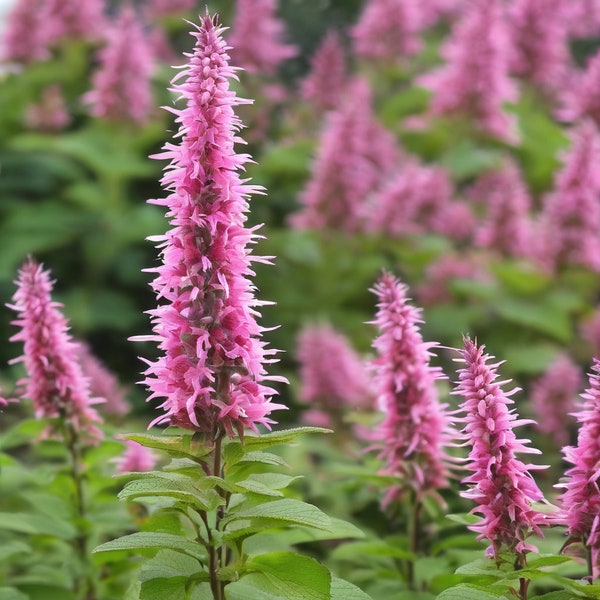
[93, 532, 207, 561]
[0, 541, 30, 562]
[225, 552, 331, 600]
[140, 549, 205, 582]
[140, 577, 189, 600]
[239, 428, 331, 452]
[233, 451, 290, 469]
[455, 559, 513, 577]
[226, 498, 332, 532]
[0, 419, 48, 450]
[0, 587, 29, 600]
[331, 540, 414, 562]
[436, 584, 510, 600]
[0, 512, 76, 539]
[330, 576, 373, 600]
[119, 477, 223, 511]
[121, 433, 211, 463]
[446, 513, 481, 527]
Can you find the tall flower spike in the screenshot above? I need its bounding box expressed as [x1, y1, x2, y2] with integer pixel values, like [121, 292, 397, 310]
[296, 323, 372, 428]
[469, 160, 534, 259]
[418, 0, 518, 143]
[530, 353, 581, 448]
[291, 77, 400, 233]
[228, 0, 297, 76]
[537, 121, 600, 272]
[300, 30, 347, 113]
[44, 0, 106, 46]
[454, 337, 546, 561]
[557, 359, 600, 579]
[370, 271, 453, 507]
[7, 258, 103, 442]
[1, 0, 50, 63]
[84, 5, 154, 124]
[508, 0, 571, 97]
[134, 13, 285, 439]
[351, 0, 423, 62]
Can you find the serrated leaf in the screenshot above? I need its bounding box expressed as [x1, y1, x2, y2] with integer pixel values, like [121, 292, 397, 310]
[140, 549, 204, 582]
[140, 577, 188, 600]
[121, 433, 211, 463]
[455, 559, 512, 577]
[119, 477, 223, 511]
[241, 428, 330, 452]
[330, 576, 373, 599]
[436, 584, 509, 599]
[226, 498, 332, 532]
[235, 479, 284, 497]
[93, 532, 206, 561]
[236, 452, 290, 468]
[225, 552, 330, 600]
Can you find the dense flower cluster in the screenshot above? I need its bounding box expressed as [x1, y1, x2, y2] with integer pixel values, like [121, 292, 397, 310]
[370, 271, 452, 507]
[135, 14, 285, 438]
[454, 337, 546, 560]
[6, 258, 103, 442]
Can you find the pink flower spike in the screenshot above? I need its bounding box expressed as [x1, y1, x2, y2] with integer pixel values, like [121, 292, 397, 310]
[560, 49, 600, 127]
[557, 359, 600, 579]
[530, 354, 581, 447]
[300, 31, 348, 113]
[352, 0, 423, 62]
[453, 337, 546, 561]
[228, 0, 297, 76]
[418, 0, 518, 143]
[370, 271, 453, 507]
[7, 258, 103, 443]
[84, 5, 155, 124]
[135, 13, 286, 439]
[1, 0, 50, 63]
[44, 0, 106, 46]
[115, 440, 158, 473]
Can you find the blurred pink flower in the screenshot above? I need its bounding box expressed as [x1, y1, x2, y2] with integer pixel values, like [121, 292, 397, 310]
[1, 0, 50, 62]
[45, 0, 106, 45]
[454, 337, 546, 560]
[300, 31, 347, 112]
[537, 121, 600, 272]
[75, 342, 129, 416]
[296, 323, 372, 428]
[469, 160, 534, 259]
[508, 0, 571, 97]
[133, 13, 285, 439]
[115, 440, 158, 473]
[291, 77, 400, 232]
[7, 258, 103, 442]
[366, 159, 473, 240]
[419, 0, 465, 25]
[563, 0, 600, 38]
[228, 0, 297, 76]
[560, 50, 600, 126]
[418, 0, 519, 142]
[25, 85, 70, 132]
[145, 0, 194, 20]
[370, 271, 453, 507]
[557, 359, 600, 579]
[530, 353, 581, 447]
[84, 5, 154, 123]
[352, 0, 423, 61]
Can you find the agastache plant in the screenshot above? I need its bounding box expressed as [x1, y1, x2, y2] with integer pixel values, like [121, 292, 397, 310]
[95, 13, 365, 600]
[453, 337, 546, 598]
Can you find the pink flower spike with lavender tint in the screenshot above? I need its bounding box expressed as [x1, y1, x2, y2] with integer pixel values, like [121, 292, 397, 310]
[115, 440, 158, 473]
[454, 337, 546, 562]
[1, 0, 50, 63]
[370, 271, 453, 507]
[133, 13, 286, 439]
[7, 258, 103, 443]
[84, 5, 154, 124]
[557, 359, 600, 579]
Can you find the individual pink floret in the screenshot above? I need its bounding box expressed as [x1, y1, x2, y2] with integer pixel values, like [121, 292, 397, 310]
[291, 77, 400, 232]
[75, 342, 129, 416]
[560, 50, 600, 127]
[352, 0, 423, 62]
[418, 0, 519, 143]
[295, 323, 372, 428]
[508, 0, 571, 97]
[228, 0, 297, 76]
[537, 121, 600, 272]
[300, 31, 347, 113]
[84, 5, 154, 124]
[469, 160, 534, 259]
[7, 258, 104, 442]
[115, 440, 158, 473]
[1, 0, 50, 63]
[557, 359, 600, 579]
[134, 13, 285, 439]
[370, 271, 453, 507]
[530, 354, 582, 447]
[453, 337, 546, 561]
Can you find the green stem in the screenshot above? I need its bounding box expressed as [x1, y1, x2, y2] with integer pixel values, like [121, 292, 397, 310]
[407, 495, 422, 590]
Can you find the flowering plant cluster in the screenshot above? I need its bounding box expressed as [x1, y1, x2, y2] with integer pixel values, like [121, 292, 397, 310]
[2, 1, 600, 600]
